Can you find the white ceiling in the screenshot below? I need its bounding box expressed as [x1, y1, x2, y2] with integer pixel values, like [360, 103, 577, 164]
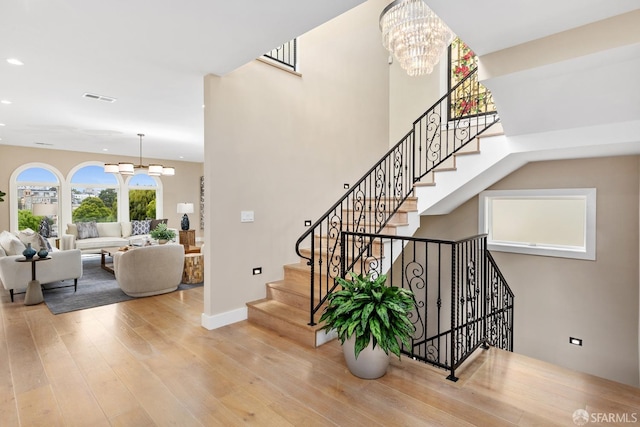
[1, 0, 638, 161]
[0, 0, 364, 162]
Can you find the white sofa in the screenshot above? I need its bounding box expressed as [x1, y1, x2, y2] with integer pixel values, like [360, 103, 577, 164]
[113, 244, 185, 297]
[0, 229, 82, 302]
[62, 220, 175, 254]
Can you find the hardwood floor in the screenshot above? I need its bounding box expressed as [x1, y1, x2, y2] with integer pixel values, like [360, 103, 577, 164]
[1, 287, 639, 426]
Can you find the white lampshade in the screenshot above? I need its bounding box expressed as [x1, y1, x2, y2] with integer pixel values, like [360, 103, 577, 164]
[162, 166, 175, 176]
[148, 164, 163, 176]
[118, 162, 134, 175]
[177, 203, 194, 214]
[104, 163, 119, 173]
[33, 203, 58, 216]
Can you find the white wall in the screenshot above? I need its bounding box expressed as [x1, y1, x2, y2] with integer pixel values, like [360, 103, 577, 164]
[202, 0, 390, 326]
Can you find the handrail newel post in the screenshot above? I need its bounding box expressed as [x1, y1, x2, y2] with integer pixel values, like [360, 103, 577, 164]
[482, 236, 490, 350]
[308, 237, 316, 326]
[447, 244, 458, 382]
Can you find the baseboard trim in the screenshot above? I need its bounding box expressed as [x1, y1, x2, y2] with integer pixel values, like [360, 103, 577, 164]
[201, 307, 248, 330]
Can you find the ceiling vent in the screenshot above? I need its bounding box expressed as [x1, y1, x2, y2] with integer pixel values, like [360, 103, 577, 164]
[83, 93, 116, 103]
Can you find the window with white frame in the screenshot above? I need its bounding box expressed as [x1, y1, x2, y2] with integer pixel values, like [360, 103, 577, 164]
[478, 188, 596, 260]
[14, 166, 61, 234]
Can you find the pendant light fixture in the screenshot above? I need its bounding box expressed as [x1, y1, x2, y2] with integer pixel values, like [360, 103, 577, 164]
[104, 133, 175, 176]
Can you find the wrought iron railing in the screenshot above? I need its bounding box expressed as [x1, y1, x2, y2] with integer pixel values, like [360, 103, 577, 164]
[296, 67, 501, 326]
[340, 231, 514, 381]
[263, 39, 297, 71]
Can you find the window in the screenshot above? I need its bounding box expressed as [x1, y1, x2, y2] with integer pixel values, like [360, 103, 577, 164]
[128, 173, 160, 220]
[479, 189, 596, 260]
[70, 165, 119, 223]
[14, 166, 60, 234]
[448, 38, 496, 120]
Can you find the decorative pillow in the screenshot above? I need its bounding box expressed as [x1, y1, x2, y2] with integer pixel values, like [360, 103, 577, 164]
[132, 219, 151, 235]
[66, 223, 78, 238]
[150, 218, 168, 232]
[16, 228, 44, 249]
[96, 222, 121, 238]
[0, 230, 26, 256]
[0, 246, 6, 257]
[76, 221, 99, 240]
[121, 222, 132, 238]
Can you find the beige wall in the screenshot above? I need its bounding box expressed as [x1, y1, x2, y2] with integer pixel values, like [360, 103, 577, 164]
[202, 0, 390, 321]
[0, 145, 203, 237]
[388, 49, 443, 145]
[416, 155, 640, 386]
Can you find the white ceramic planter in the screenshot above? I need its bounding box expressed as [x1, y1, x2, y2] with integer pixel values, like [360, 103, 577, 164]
[342, 335, 390, 379]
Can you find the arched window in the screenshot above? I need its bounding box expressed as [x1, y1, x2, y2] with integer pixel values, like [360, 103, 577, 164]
[70, 164, 119, 223]
[11, 164, 62, 234]
[448, 37, 496, 120]
[127, 173, 163, 220]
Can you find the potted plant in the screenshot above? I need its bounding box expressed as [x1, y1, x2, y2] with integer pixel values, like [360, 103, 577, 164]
[149, 223, 176, 244]
[319, 271, 416, 379]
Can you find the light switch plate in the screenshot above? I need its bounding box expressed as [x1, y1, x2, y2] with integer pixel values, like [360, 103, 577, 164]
[241, 211, 254, 222]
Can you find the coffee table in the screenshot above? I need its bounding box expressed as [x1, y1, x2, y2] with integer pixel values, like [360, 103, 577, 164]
[101, 247, 124, 274]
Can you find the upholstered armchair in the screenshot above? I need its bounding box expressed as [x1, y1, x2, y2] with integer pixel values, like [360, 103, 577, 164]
[112, 244, 185, 297]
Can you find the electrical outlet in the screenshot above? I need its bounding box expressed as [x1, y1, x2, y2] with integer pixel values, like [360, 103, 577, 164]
[252, 267, 262, 275]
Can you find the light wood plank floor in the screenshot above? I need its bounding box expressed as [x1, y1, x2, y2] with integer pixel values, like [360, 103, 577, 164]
[1, 286, 639, 426]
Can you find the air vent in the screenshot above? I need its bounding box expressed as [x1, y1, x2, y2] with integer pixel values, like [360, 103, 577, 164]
[83, 93, 116, 103]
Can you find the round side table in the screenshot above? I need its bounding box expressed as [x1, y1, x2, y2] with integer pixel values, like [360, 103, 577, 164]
[15, 256, 51, 305]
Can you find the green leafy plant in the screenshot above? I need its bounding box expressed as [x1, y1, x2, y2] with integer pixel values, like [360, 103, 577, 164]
[0, 190, 5, 202]
[320, 272, 415, 359]
[149, 223, 176, 241]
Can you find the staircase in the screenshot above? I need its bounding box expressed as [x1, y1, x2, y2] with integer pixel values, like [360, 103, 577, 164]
[246, 197, 419, 347]
[247, 68, 505, 348]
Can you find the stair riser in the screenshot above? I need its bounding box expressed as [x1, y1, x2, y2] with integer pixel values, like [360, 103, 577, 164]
[267, 285, 320, 311]
[247, 305, 317, 347]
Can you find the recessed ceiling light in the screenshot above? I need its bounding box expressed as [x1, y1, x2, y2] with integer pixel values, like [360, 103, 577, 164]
[0, 123, 5, 126]
[179, 156, 184, 159]
[1, 100, 12, 105]
[6, 58, 24, 66]
[103, 148, 108, 151]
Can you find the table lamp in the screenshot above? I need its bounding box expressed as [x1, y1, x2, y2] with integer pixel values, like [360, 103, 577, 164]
[177, 202, 194, 230]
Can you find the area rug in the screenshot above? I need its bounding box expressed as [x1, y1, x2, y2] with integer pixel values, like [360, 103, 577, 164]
[42, 255, 203, 314]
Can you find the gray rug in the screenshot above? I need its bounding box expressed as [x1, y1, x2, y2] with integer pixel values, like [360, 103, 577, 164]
[42, 255, 203, 314]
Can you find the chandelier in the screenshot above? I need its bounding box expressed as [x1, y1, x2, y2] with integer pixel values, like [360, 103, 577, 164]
[380, 0, 454, 76]
[104, 133, 175, 176]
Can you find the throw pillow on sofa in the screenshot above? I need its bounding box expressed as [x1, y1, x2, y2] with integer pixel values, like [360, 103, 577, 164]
[16, 228, 49, 251]
[76, 221, 99, 239]
[0, 230, 26, 256]
[132, 220, 151, 235]
[96, 222, 122, 238]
